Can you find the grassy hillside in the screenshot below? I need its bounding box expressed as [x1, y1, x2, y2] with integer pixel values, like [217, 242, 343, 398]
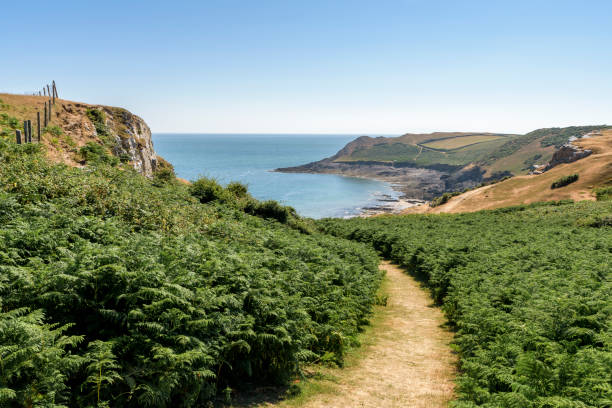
[336, 133, 516, 168]
[416, 130, 612, 213]
[318, 201, 612, 408]
[421, 134, 505, 150]
[0, 139, 381, 407]
[332, 126, 610, 177]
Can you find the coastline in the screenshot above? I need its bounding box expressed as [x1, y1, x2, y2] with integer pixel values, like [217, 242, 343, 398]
[358, 195, 426, 217]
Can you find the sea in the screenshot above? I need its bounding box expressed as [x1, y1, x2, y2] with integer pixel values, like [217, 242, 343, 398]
[152, 134, 402, 219]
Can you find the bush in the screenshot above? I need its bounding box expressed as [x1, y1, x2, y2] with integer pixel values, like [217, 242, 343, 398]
[86, 108, 113, 145]
[594, 185, 612, 201]
[227, 181, 248, 197]
[429, 191, 460, 207]
[246, 200, 291, 223]
[44, 125, 63, 137]
[551, 174, 579, 189]
[189, 177, 225, 203]
[79, 142, 119, 166]
[152, 167, 176, 186]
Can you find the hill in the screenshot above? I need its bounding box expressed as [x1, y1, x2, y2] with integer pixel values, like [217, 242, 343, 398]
[411, 129, 612, 213]
[277, 126, 610, 200]
[0, 93, 169, 178]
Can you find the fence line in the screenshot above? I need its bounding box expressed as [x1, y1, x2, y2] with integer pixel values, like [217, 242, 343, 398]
[15, 80, 60, 145]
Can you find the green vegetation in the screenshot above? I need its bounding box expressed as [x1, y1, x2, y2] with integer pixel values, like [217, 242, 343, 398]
[0, 140, 381, 407]
[86, 108, 114, 146]
[44, 125, 63, 137]
[340, 136, 512, 168]
[594, 185, 612, 201]
[429, 191, 460, 207]
[318, 201, 612, 408]
[245, 199, 293, 224]
[522, 153, 543, 169]
[420, 135, 504, 150]
[79, 142, 120, 166]
[335, 126, 607, 178]
[189, 177, 225, 203]
[484, 126, 609, 165]
[551, 174, 579, 189]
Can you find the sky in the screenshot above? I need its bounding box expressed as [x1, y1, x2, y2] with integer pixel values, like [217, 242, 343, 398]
[2, 0, 611, 134]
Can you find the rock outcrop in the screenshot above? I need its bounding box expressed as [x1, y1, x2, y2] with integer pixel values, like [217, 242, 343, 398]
[57, 101, 162, 178]
[542, 143, 592, 172]
[103, 107, 158, 178]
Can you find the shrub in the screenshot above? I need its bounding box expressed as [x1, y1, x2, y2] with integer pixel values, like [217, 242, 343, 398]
[594, 185, 612, 201]
[227, 181, 248, 197]
[86, 108, 113, 145]
[79, 142, 119, 166]
[44, 125, 63, 137]
[429, 191, 460, 207]
[246, 200, 291, 223]
[152, 167, 176, 186]
[551, 174, 579, 189]
[189, 177, 224, 203]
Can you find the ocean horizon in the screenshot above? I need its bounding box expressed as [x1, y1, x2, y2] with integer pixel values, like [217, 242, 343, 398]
[153, 133, 401, 218]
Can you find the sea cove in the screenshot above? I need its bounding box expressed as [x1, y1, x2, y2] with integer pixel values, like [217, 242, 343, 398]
[153, 133, 411, 218]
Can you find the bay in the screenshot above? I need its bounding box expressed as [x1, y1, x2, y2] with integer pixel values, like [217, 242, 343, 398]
[152, 134, 401, 218]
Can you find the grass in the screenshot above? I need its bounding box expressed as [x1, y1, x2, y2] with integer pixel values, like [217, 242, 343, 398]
[420, 135, 505, 150]
[339, 136, 512, 168]
[331, 126, 609, 178]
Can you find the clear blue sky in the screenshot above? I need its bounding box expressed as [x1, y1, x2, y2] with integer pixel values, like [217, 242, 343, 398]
[3, 0, 611, 134]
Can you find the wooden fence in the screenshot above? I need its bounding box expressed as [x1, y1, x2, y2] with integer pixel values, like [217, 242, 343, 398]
[16, 80, 58, 144]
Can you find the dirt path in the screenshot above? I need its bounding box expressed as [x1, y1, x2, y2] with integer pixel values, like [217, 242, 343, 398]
[270, 261, 457, 408]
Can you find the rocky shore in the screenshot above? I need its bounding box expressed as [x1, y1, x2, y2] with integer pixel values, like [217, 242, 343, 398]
[358, 196, 426, 217]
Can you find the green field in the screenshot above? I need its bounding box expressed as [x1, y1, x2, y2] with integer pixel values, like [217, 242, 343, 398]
[339, 136, 513, 167]
[420, 135, 505, 150]
[318, 202, 612, 408]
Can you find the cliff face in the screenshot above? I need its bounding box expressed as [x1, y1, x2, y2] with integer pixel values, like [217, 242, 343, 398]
[103, 107, 158, 178]
[0, 93, 164, 178]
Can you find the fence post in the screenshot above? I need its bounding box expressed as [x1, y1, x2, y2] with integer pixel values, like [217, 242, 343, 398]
[16, 130, 22, 144]
[52, 80, 57, 99]
[37, 111, 41, 142]
[23, 121, 28, 143]
[46, 84, 51, 98]
[48, 99, 52, 122]
[44, 102, 48, 127]
[28, 120, 33, 143]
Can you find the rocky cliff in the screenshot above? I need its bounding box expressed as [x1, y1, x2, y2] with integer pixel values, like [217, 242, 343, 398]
[101, 107, 159, 177]
[0, 93, 166, 178]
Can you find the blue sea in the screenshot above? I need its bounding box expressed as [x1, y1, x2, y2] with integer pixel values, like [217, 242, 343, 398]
[152, 134, 401, 219]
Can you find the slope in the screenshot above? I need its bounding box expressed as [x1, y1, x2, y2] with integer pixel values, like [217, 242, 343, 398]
[413, 129, 612, 213]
